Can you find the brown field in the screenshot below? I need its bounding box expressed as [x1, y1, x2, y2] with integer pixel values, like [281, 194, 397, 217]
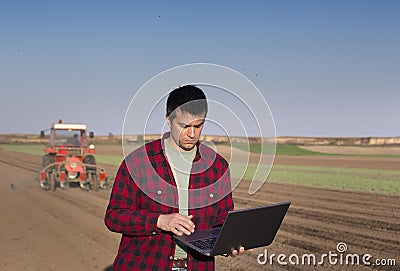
[0, 145, 398, 271]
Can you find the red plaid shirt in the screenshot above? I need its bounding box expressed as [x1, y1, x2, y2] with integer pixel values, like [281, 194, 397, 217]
[104, 133, 234, 271]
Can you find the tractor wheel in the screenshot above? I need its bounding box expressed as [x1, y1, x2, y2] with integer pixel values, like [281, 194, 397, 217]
[49, 172, 57, 192]
[42, 154, 55, 170]
[60, 180, 70, 190]
[89, 173, 99, 191]
[40, 179, 50, 190]
[83, 155, 96, 172]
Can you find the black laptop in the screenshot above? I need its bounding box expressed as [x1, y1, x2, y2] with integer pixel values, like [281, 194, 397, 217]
[174, 201, 290, 256]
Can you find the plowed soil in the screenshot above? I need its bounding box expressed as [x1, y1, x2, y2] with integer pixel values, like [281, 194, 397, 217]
[0, 146, 398, 271]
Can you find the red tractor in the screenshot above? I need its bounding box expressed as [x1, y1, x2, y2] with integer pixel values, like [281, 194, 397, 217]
[39, 120, 109, 191]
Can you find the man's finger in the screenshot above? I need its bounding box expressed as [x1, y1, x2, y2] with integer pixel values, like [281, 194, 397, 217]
[173, 220, 195, 235]
[175, 224, 193, 235]
[230, 245, 248, 257]
[173, 227, 183, 236]
[173, 216, 195, 232]
[178, 219, 195, 233]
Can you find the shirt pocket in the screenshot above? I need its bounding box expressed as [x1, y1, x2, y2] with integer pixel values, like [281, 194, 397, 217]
[146, 190, 176, 211]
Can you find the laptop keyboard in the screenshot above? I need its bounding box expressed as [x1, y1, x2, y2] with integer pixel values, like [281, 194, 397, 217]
[189, 237, 217, 250]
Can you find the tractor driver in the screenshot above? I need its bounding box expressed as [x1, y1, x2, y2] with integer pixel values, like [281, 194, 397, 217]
[67, 133, 81, 147]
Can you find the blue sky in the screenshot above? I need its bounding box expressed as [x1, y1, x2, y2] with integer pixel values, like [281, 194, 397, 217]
[1, 0, 399, 137]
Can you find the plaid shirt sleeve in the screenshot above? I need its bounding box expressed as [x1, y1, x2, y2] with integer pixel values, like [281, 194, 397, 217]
[104, 160, 162, 236]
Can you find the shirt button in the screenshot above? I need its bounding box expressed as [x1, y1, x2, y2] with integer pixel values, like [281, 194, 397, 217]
[169, 256, 173, 260]
[152, 231, 157, 235]
[209, 193, 214, 198]
[157, 190, 162, 194]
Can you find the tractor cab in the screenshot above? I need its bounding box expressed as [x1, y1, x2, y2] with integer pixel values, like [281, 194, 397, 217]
[53, 127, 84, 147]
[42, 121, 94, 156]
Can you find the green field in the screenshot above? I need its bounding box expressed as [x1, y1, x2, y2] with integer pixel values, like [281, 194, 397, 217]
[1, 144, 44, 156]
[230, 163, 400, 196]
[230, 143, 400, 157]
[1, 144, 399, 195]
[0, 144, 123, 166]
[228, 142, 323, 155]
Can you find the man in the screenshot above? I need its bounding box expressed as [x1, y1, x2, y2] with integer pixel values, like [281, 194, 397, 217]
[105, 85, 247, 270]
[67, 133, 81, 146]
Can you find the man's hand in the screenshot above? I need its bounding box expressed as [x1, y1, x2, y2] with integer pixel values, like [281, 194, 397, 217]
[229, 246, 254, 257]
[157, 213, 195, 236]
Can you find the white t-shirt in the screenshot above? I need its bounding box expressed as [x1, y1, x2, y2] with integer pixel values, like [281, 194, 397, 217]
[164, 138, 196, 259]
